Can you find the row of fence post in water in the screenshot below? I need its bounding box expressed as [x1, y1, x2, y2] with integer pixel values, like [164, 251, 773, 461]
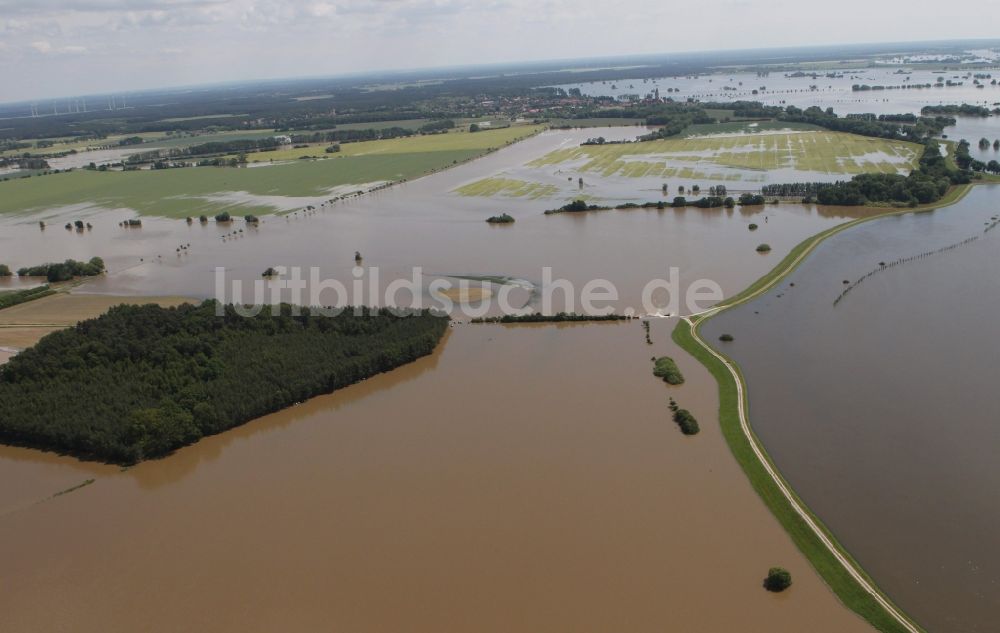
[832, 216, 1000, 307]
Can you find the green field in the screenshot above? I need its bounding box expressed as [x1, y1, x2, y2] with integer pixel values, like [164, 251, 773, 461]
[527, 130, 922, 180]
[681, 120, 819, 136]
[142, 129, 287, 150]
[237, 124, 541, 162]
[0, 126, 544, 219]
[1, 132, 171, 157]
[454, 177, 559, 198]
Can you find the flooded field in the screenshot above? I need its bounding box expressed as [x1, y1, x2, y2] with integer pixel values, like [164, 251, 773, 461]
[702, 185, 1000, 632]
[0, 322, 874, 633]
[945, 115, 1000, 161]
[2, 95, 994, 632]
[516, 129, 919, 184]
[0, 128, 880, 315]
[557, 67, 1000, 116]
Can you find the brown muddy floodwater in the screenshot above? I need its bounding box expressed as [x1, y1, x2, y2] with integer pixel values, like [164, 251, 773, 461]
[0, 127, 891, 631]
[0, 322, 873, 633]
[703, 185, 1000, 633]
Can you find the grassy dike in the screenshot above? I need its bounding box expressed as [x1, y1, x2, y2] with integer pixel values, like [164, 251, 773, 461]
[670, 184, 980, 633]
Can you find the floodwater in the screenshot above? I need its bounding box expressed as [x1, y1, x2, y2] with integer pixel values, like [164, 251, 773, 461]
[0, 322, 873, 633]
[0, 127, 879, 316]
[557, 69, 1000, 160]
[0, 122, 941, 632]
[702, 185, 1000, 632]
[558, 67, 1000, 116]
[945, 115, 1000, 162]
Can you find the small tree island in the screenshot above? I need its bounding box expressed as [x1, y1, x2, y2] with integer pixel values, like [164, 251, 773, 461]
[486, 213, 515, 224]
[653, 356, 685, 385]
[764, 567, 793, 592]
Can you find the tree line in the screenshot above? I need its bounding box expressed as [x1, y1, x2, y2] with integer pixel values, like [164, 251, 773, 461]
[817, 143, 964, 206]
[16, 257, 105, 282]
[0, 301, 448, 463]
[921, 104, 997, 117]
[0, 285, 55, 310]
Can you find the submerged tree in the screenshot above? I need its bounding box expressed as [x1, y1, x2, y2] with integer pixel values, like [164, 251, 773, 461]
[764, 567, 792, 592]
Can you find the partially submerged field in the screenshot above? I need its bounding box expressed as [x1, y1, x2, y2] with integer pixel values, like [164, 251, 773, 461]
[454, 177, 559, 198]
[0, 293, 194, 351]
[528, 130, 921, 180]
[0, 125, 544, 219]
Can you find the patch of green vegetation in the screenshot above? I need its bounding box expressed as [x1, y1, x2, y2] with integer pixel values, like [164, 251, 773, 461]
[527, 130, 921, 180]
[235, 124, 543, 162]
[17, 258, 105, 282]
[668, 397, 700, 435]
[0, 301, 448, 463]
[652, 356, 685, 385]
[485, 213, 515, 224]
[0, 126, 544, 219]
[756, 244, 772, 253]
[764, 567, 793, 592]
[0, 285, 56, 310]
[456, 177, 559, 199]
[543, 199, 611, 214]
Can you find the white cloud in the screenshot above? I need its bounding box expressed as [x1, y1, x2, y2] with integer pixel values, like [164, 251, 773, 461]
[28, 39, 88, 56]
[0, 0, 997, 103]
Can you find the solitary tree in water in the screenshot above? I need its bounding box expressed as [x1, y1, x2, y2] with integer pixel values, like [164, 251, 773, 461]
[355, 251, 363, 264]
[764, 567, 792, 592]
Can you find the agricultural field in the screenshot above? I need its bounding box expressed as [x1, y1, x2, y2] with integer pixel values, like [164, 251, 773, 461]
[454, 177, 560, 198]
[527, 129, 922, 180]
[1, 132, 171, 157]
[0, 125, 544, 219]
[235, 124, 542, 162]
[140, 129, 286, 150]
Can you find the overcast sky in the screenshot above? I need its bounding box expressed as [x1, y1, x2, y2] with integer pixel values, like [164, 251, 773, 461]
[1, 0, 996, 104]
